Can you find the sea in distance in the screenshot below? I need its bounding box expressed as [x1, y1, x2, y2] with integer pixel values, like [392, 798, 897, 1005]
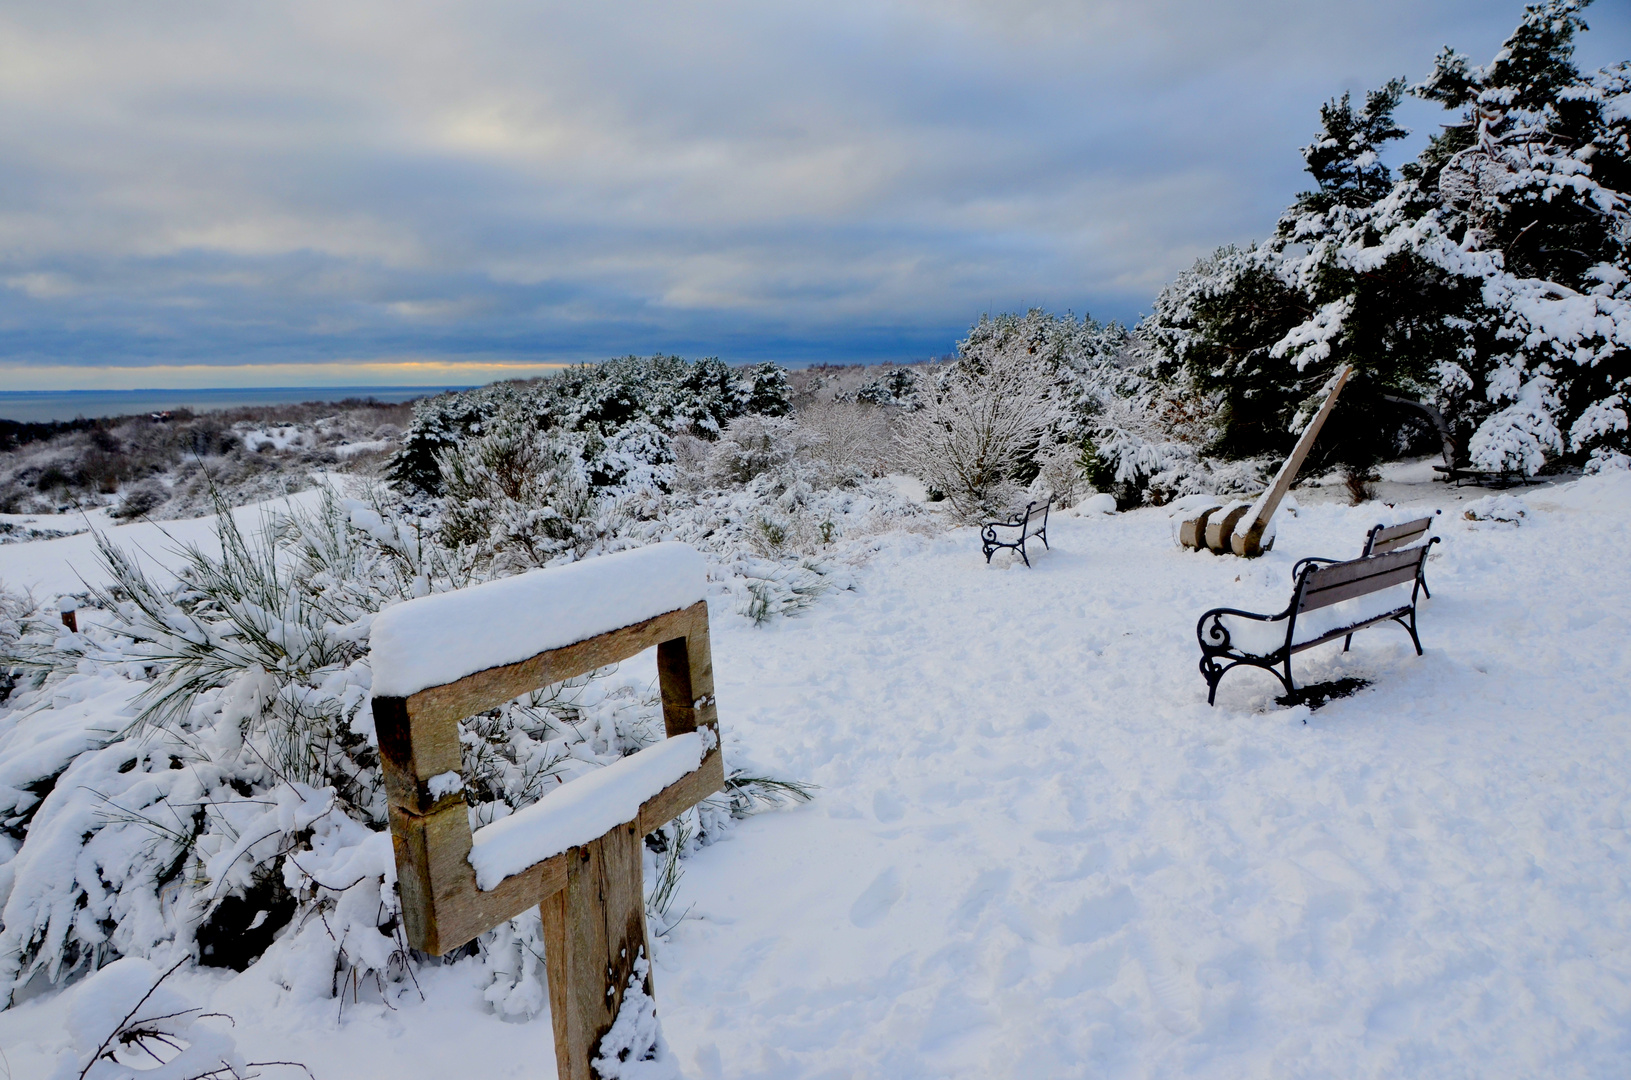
[0, 386, 476, 424]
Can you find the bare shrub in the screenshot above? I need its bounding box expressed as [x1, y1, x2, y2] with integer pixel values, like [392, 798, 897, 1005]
[669, 433, 713, 490]
[895, 353, 1064, 520]
[797, 400, 895, 482]
[705, 415, 818, 487]
[1343, 466, 1379, 505]
[1033, 444, 1090, 508]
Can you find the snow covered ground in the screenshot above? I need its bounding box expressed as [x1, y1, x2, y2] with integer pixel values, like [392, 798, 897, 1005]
[2, 473, 1629, 1078]
[0, 491, 327, 596]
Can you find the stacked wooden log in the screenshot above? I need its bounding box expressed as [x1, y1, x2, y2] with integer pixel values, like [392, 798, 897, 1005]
[1178, 366, 1353, 558]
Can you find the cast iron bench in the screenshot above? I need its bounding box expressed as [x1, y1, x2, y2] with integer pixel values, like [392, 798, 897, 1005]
[1292, 513, 1440, 600]
[1197, 539, 1439, 705]
[981, 498, 1051, 566]
[1433, 464, 1538, 488]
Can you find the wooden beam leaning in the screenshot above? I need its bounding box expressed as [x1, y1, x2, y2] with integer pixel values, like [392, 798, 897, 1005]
[1230, 365, 1353, 558]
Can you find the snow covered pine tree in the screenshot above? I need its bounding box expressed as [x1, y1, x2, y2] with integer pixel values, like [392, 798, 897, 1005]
[1145, 0, 1630, 476]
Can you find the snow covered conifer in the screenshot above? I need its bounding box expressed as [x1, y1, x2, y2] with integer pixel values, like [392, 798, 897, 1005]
[1145, 0, 1631, 475]
[1295, 79, 1411, 214]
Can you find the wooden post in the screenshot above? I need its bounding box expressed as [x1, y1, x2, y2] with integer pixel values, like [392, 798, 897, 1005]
[541, 821, 651, 1080]
[1230, 365, 1353, 557]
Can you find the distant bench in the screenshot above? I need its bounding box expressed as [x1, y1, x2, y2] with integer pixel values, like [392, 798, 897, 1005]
[981, 498, 1051, 567]
[1434, 464, 1539, 488]
[1197, 540, 1438, 705]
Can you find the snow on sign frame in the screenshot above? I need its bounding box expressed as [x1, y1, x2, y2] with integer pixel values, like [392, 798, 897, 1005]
[369, 543, 724, 1080]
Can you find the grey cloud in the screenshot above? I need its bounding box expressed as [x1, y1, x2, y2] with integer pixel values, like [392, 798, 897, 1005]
[1, 0, 1627, 374]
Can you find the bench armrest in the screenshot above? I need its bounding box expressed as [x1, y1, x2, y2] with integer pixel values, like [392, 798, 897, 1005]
[979, 503, 1033, 530]
[1196, 601, 1295, 656]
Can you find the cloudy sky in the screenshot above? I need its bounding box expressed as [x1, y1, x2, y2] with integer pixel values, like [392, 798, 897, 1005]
[2, 0, 1627, 388]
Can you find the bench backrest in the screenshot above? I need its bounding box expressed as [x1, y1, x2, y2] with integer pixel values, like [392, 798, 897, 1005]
[1022, 499, 1049, 534]
[1297, 546, 1426, 613]
[1364, 516, 1433, 556]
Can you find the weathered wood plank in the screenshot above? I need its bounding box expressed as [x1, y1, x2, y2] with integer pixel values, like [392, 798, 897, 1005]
[405, 747, 724, 955]
[1178, 504, 1222, 549]
[1290, 607, 1411, 653]
[404, 602, 708, 728]
[1231, 365, 1353, 557]
[638, 747, 724, 835]
[1302, 545, 1422, 590]
[1304, 570, 1419, 611]
[1370, 517, 1432, 554]
[541, 822, 650, 1080]
[1300, 566, 1419, 610]
[1205, 505, 1250, 553]
[375, 695, 464, 817]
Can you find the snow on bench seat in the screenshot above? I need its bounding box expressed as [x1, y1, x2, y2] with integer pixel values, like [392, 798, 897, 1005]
[468, 731, 705, 890]
[370, 542, 707, 699]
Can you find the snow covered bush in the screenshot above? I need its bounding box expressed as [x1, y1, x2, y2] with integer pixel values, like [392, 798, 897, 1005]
[110, 480, 169, 521]
[854, 368, 920, 409]
[1031, 444, 1090, 508]
[1462, 493, 1529, 523]
[704, 415, 812, 487]
[796, 400, 896, 483]
[0, 460, 842, 1014]
[437, 422, 608, 570]
[389, 356, 790, 496]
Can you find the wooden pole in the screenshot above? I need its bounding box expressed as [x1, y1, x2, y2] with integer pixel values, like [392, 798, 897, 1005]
[541, 821, 651, 1080]
[1230, 365, 1354, 558]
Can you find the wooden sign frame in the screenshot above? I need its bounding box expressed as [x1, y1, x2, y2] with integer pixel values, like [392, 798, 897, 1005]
[372, 598, 724, 1080]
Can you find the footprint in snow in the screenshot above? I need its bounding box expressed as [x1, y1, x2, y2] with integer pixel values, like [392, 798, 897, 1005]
[849, 867, 904, 928]
[1058, 885, 1136, 945]
[954, 867, 1010, 926]
[873, 790, 905, 823]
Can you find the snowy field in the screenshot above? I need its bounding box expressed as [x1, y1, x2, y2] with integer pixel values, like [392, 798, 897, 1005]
[2, 473, 1629, 1078]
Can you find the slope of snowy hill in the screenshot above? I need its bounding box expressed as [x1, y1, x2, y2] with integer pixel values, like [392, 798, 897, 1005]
[1, 472, 1628, 1078]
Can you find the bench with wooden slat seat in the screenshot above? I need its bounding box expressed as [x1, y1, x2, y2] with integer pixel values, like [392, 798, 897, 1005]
[1292, 512, 1440, 602]
[980, 497, 1051, 566]
[1197, 539, 1440, 705]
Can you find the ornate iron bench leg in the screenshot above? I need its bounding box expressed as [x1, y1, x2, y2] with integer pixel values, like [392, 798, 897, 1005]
[1200, 657, 1223, 705]
[1017, 539, 1031, 567]
[1394, 609, 1424, 655]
